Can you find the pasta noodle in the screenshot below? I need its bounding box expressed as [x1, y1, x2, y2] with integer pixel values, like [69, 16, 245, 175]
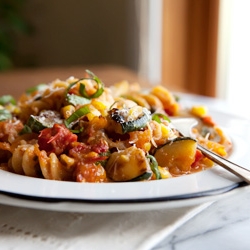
[0, 70, 232, 182]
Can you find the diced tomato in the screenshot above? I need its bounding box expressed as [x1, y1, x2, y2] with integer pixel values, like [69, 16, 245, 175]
[69, 142, 89, 155]
[90, 138, 109, 154]
[164, 108, 173, 116]
[191, 149, 204, 169]
[67, 87, 79, 95]
[38, 124, 77, 155]
[202, 116, 216, 126]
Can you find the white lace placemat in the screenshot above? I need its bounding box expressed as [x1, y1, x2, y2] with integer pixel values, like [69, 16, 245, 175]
[0, 202, 213, 250]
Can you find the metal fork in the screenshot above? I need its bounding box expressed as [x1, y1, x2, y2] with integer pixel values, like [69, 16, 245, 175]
[171, 118, 250, 184]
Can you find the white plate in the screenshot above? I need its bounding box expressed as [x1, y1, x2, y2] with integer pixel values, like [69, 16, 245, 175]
[0, 93, 249, 213]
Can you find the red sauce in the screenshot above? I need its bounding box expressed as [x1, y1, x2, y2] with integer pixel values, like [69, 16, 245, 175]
[38, 124, 77, 155]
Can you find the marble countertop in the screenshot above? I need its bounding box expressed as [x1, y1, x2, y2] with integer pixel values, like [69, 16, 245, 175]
[154, 185, 250, 250]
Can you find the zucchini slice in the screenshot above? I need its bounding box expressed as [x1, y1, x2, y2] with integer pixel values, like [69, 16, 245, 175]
[154, 137, 197, 175]
[105, 146, 151, 182]
[26, 110, 63, 133]
[131, 171, 152, 181]
[108, 106, 151, 134]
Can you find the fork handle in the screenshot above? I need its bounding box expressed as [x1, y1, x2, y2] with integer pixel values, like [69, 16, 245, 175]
[197, 144, 250, 184]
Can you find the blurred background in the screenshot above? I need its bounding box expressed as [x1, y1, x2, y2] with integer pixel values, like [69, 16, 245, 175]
[0, 0, 140, 71]
[0, 0, 249, 117]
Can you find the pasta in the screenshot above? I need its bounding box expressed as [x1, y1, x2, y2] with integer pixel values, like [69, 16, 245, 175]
[0, 70, 232, 182]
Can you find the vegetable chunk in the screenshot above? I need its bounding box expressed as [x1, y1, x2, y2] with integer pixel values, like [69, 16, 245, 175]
[154, 137, 197, 175]
[105, 146, 151, 181]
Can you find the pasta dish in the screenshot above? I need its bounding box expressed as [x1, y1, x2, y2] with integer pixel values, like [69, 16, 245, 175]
[0, 70, 232, 182]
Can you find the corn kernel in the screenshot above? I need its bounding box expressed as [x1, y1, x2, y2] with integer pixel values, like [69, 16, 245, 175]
[201, 157, 214, 168]
[144, 142, 151, 152]
[158, 166, 172, 179]
[4, 103, 20, 114]
[86, 105, 101, 121]
[215, 147, 227, 157]
[91, 99, 106, 111]
[86, 152, 99, 158]
[86, 112, 95, 121]
[206, 141, 227, 157]
[190, 105, 207, 117]
[61, 105, 75, 119]
[160, 124, 170, 138]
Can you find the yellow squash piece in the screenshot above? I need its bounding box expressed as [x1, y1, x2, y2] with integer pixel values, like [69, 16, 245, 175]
[105, 146, 151, 181]
[154, 137, 197, 175]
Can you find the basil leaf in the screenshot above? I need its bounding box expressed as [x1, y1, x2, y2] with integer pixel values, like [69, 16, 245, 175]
[66, 93, 91, 106]
[64, 106, 90, 128]
[147, 155, 161, 180]
[79, 77, 104, 99]
[152, 113, 171, 123]
[66, 70, 104, 100]
[26, 84, 47, 95]
[0, 109, 12, 121]
[0, 95, 16, 105]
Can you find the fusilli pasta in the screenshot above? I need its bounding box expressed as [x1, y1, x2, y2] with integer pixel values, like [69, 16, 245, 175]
[0, 70, 232, 182]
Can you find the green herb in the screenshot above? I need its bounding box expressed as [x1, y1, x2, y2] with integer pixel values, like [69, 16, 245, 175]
[0, 95, 16, 105]
[0, 109, 12, 121]
[131, 172, 152, 181]
[26, 84, 47, 95]
[152, 113, 171, 123]
[79, 70, 104, 98]
[64, 106, 90, 128]
[174, 94, 180, 102]
[147, 155, 161, 180]
[66, 93, 91, 106]
[95, 151, 111, 167]
[67, 70, 104, 100]
[109, 101, 119, 110]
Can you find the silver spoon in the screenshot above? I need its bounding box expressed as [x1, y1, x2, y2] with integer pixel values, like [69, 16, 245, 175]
[171, 118, 250, 184]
